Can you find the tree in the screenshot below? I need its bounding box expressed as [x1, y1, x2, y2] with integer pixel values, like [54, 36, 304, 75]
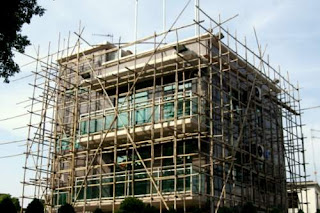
[218, 206, 233, 213]
[94, 207, 104, 213]
[26, 198, 44, 213]
[241, 202, 257, 213]
[144, 204, 158, 213]
[58, 203, 75, 213]
[162, 208, 178, 213]
[11, 196, 21, 212]
[270, 206, 283, 213]
[0, 194, 16, 213]
[118, 197, 145, 213]
[0, 0, 45, 83]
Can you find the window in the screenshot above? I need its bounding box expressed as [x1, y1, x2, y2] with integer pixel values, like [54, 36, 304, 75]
[117, 112, 129, 128]
[105, 51, 118, 62]
[163, 96, 174, 119]
[134, 92, 151, 124]
[287, 192, 299, 208]
[80, 120, 88, 135]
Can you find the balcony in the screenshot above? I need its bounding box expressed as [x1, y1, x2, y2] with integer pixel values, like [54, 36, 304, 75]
[52, 164, 206, 207]
[78, 82, 201, 146]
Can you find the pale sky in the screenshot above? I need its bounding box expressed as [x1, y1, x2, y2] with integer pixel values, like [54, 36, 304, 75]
[0, 0, 320, 202]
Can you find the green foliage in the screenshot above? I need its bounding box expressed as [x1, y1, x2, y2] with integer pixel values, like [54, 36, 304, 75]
[187, 207, 203, 213]
[232, 205, 241, 213]
[58, 203, 75, 213]
[144, 204, 158, 213]
[0, 194, 20, 212]
[0, 194, 16, 213]
[270, 206, 283, 213]
[0, 0, 45, 83]
[11, 197, 21, 211]
[241, 202, 257, 213]
[316, 209, 320, 213]
[298, 210, 304, 213]
[118, 197, 145, 213]
[191, 207, 202, 213]
[26, 198, 44, 213]
[218, 206, 233, 213]
[163, 208, 178, 213]
[93, 207, 104, 213]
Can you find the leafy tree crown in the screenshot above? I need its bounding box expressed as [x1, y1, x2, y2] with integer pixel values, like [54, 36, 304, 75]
[0, 0, 45, 82]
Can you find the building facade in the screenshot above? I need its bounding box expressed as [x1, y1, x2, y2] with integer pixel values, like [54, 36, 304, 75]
[49, 32, 295, 212]
[20, 14, 307, 213]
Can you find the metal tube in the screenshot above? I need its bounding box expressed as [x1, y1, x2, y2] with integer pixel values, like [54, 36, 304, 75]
[135, 0, 138, 54]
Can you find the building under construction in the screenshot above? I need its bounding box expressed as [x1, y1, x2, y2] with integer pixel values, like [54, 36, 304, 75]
[21, 7, 308, 213]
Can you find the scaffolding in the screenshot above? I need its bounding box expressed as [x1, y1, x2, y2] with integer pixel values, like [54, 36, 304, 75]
[20, 6, 308, 213]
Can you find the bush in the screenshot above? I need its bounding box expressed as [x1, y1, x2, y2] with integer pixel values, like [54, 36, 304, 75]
[144, 204, 158, 213]
[298, 210, 304, 213]
[270, 206, 283, 213]
[163, 208, 178, 213]
[0, 194, 16, 213]
[190, 207, 202, 213]
[241, 202, 257, 213]
[218, 206, 233, 213]
[58, 203, 75, 213]
[11, 197, 21, 211]
[26, 198, 44, 213]
[94, 207, 104, 213]
[118, 197, 145, 213]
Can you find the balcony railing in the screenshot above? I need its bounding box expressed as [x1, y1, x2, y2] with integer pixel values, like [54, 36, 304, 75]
[79, 82, 198, 136]
[53, 164, 206, 205]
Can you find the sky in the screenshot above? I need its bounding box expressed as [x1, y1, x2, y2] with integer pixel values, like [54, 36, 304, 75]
[0, 0, 320, 203]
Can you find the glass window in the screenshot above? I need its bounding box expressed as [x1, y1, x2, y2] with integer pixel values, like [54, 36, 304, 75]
[115, 183, 125, 197]
[87, 185, 99, 199]
[118, 96, 131, 106]
[154, 105, 160, 122]
[89, 119, 96, 133]
[134, 180, 149, 195]
[162, 179, 174, 192]
[80, 120, 88, 135]
[105, 114, 115, 130]
[105, 51, 118, 62]
[61, 138, 69, 151]
[163, 97, 174, 119]
[135, 107, 151, 124]
[135, 91, 148, 104]
[101, 184, 113, 198]
[192, 97, 198, 115]
[58, 192, 68, 205]
[117, 112, 129, 128]
[96, 118, 104, 132]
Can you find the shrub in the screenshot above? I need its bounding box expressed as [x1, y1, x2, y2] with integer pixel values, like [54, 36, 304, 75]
[118, 197, 145, 213]
[11, 197, 21, 211]
[26, 198, 44, 213]
[218, 206, 233, 213]
[241, 202, 257, 213]
[0, 194, 16, 213]
[94, 207, 104, 213]
[191, 207, 202, 213]
[163, 208, 178, 213]
[298, 210, 304, 213]
[58, 203, 75, 213]
[270, 206, 283, 213]
[144, 204, 158, 213]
